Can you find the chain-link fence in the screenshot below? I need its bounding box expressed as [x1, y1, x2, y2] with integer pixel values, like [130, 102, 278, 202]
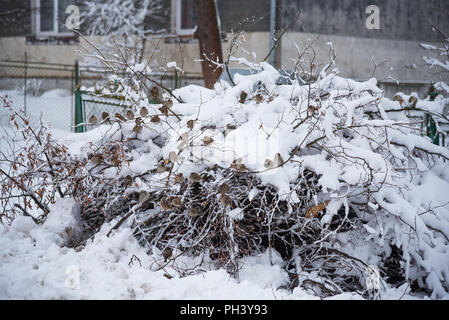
[74, 65, 203, 132]
[0, 60, 203, 132]
[0, 61, 75, 131]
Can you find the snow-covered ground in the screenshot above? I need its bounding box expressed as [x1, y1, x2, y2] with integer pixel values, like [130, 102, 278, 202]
[0, 198, 419, 300]
[0, 89, 73, 132]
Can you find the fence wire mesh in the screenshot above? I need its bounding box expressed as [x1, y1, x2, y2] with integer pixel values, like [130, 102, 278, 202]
[0, 60, 202, 132]
[0, 61, 75, 131]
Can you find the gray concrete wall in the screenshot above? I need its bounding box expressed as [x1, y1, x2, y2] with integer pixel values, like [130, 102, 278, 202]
[280, 31, 449, 82]
[281, 0, 449, 42]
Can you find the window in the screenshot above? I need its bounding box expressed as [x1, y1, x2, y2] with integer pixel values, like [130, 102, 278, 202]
[32, 0, 74, 36]
[176, 0, 197, 36]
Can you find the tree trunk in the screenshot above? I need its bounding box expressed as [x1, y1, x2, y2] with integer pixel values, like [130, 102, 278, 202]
[195, 0, 223, 89]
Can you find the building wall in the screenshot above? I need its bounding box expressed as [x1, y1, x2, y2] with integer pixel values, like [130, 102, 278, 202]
[281, 0, 449, 42]
[281, 31, 448, 82]
[0, 0, 448, 92]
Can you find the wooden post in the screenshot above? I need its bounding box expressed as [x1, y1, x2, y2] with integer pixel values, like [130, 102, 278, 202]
[195, 0, 223, 89]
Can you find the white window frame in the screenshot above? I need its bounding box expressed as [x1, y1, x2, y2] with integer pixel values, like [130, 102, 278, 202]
[32, 0, 74, 37]
[175, 0, 197, 36]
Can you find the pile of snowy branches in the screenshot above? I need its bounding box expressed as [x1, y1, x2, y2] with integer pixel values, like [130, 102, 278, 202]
[1, 59, 449, 299]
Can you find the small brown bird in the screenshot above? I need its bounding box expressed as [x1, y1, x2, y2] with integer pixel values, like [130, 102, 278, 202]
[126, 110, 135, 120]
[187, 119, 195, 129]
[150, 86, 160, 100]
[218, 183, 229, 194]
[156, 164, 167, 173]
[189, 172, 201, 182]
[150, 115, 160, 123]
[221, 194, 232, 207]
[171, 197, 182, 208]
[110, 157, 119, 167]
[174, 173, 184, 183]
[159, 105, 169, 115]
[254, 94, 263, 104]
[101, 112, 110, 122]
[115, 113, 126, 122]
[122, 175, 133, 188]
[140, 107, 149, 117]
[188, 205, 202, 218]
[133, 124, 142, 134]
[160, 197, 172, 211]
[162, 247, 173, 262]
[307, 105, 319, 117]
[239, 91, 248, 104]
[88, 114, 98, 125]
[164, 99, 174, 108]
[202, 136, 214, 146]
[91, 155, 103, 166]
[139, 190, 150, 204]
[273, 153, 284, 167]
[264, 159, 274, 169]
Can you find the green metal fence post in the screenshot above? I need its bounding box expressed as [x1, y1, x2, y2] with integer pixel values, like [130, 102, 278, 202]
[74, 60, 84, 133]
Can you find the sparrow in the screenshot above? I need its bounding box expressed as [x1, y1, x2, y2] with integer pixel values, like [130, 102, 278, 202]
[140, 107, 148, 117]
[114, 113, 126, 122]
[126, 110, 135, 120]
[156, 164, 167, 173]
[101, 112, 110, 122]
[162, 247, 173, 262]
[164, 99, 174, 108]
[150, 115, 161, 123]
[91, 155, 103, 166]
[139, 190, 150, 204]
[217, 183, 229, 195]
[133, 124, 142, 134]
[264, 159, 274, 169]
[88, 114, 98, 125]
[221, 194, 232, 207]
[189, 172, 201, 182]
[273, 153, 284, 167]
[187, 119, 195, 129]
[254, 94, 263, 104]
[160, 197, 172, 212]
[171, 197, 182, 208]
[122, 175, 133, 188]
[203, 136, 214, 146]
[174, 173, 184, 183]
[150, 86, 160, 100]
[188, 205, 202, 218]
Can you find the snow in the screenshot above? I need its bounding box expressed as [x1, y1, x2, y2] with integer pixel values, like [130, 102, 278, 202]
[0, 202, 300, 299]
[0, 200, 423, 300]
[0, 89, 73, 131]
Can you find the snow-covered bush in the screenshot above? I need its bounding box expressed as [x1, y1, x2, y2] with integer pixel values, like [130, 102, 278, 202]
[420, 14, 449, 98]
[2, 55, 449, 298]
